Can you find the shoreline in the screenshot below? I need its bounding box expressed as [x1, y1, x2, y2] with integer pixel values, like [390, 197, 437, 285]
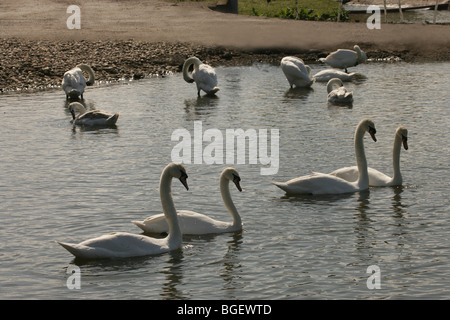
[1, 0, 449, 93]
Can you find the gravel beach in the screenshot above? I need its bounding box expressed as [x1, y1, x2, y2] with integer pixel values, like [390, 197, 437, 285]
[1, 0, 449, 92]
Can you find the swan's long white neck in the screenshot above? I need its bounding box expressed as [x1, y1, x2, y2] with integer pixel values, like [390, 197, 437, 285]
[160, 167, 182, 247]
[182, 57, 201, 83]
[220, 174, 241, 228]
[327, 79, 342, 93]
[77, 64, 95, 85]
[391, 133, 403, 185]
[354, 46, 362, 60]
[354, 124, 370, 188]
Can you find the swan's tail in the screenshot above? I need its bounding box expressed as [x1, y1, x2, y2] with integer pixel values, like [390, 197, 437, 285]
[107, 113, 119, 125]
[56, 241, 84, 258]
[318, 58, 326, 63]
[271, 181, 289, 192]
[207, 87, 220, 95]
[131, 220, 146, 231]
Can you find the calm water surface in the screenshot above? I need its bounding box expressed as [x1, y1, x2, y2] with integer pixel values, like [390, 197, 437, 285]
[0, 61, 449, 299]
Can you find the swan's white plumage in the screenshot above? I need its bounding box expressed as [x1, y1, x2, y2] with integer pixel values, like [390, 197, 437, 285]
[69, 102, 119, 127]
[319, 45, 367, 72]
[62, 64, 95, 100]
[280, 56, 314, 88]
[272, 118, 377, 195]
[313, 69, 366, 82]
[133, 167, 243, 235]
[182, 57, 219, 96]
[330, 126, 408, 186]
[327, 78, 353, 104]
[57, 162, 188, 259]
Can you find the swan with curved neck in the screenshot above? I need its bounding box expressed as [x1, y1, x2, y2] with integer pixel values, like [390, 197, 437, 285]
[313, 69, 366, 82]
[133, 168, 243, 235]
[272, 118, 376, 195]
[69, 102, 119, 127]
[182, 57, 219, 96]
[330, 126, 408, 186]
[280, 56, 314, 88]
[327, 78, 353, 105]
[57, 163, 188, 259]
[319, 45, 367, 73]
[62, 64, 95, 100]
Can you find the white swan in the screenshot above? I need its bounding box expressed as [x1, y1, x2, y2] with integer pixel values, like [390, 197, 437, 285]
[280, 56, 314, 88]
[313, 69, 366, 82]
[69, 102, 119, 127]
[327, 78, 353, 105]
[132, 167, 242, 235]
[319, 45, 367, 72]
[330, 126, 408, 187]
[57, 162, 189, 259]
[272, 118, 377, 195]
[182, 57, 219, 96]
[62, 64, 95, 100]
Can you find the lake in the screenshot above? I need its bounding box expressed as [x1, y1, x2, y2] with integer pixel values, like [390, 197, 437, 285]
[0, 60, 449, 299]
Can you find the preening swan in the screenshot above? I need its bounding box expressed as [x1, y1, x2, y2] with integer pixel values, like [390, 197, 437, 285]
[272, 118, 377, 195]
[330, 126, 408, 187]
[182, 57, 219, 96]
[280, 56, 314, 88]
[313, 69, 366, 82]
[327, 78, 353, 105]
[319, 45, 367, 73]
[57, 162, 189, 259]
[69, 102, 119, 127]
[133, 167, 243, 235]
[62, 64, 95, 100]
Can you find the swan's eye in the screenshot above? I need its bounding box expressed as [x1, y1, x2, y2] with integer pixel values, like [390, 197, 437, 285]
[402, 135, 407, 141]
[232, 174, 240, 182]
[369, 126, 376, 134]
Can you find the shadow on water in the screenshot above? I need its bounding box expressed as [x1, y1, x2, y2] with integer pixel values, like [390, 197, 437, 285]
[283, 87, 314, 102]
[184, 95, 219, 121]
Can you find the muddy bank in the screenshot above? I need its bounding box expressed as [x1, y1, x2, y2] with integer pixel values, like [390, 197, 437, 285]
[1, 37, 448, 93]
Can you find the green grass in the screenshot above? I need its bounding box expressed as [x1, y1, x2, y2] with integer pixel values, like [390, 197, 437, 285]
[238, 0, 349, 21]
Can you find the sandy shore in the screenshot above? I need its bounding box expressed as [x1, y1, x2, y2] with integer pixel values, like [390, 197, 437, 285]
[1, 0, 449, 92]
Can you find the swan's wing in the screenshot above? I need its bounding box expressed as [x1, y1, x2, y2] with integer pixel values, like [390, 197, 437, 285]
[62, 68, 86, 94]
[313, 69, 350, 82]
[57, 232, 166, 259]
[194, 64, 219, 93]
[132, 213, 168, 234]
[274, 172, 358, 195]
[329, 166, 359, 182]
[323, 49, 358, 68]
[281, 60, 313, 87]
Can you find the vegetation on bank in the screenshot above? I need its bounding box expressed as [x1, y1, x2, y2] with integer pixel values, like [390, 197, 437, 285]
[238, 0, 349, 21]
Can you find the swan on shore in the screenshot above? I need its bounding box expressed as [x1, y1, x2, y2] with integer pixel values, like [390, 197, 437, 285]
[280, 56, 314, 88]
[330, 126, 408, 186]
[313, 69, 366, 82]
[319, 45, 367, 73]
[182, 57, 219, 96]
[57, 163, 189, 259]
[62, 64, 95, 100]
[272, 118, 377, 195]
[133, 167, 243, 235]
[327, 78, 353, 105]
[69, 102, 119, 127]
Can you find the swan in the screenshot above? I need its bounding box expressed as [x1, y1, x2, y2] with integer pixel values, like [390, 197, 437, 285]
[62, 64, 95, 100]
[69, 102, 119, 127]
[132, 167, 243, 235]
[330, 126, 408, 187]
[57, 162, 189, 259]
[272, 118, 377, 195]
[327, 78, 353, 105]
[182, 57, 219, 96]
[313, 69, 366, 82]
[319, 45, 367, 72]
[280, 56, 314, 88]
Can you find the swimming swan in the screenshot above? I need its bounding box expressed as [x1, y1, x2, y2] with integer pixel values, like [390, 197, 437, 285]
[327, 78, 353, 105]
[280, 56, 314, 88]
[272, 118, 377, 195]
[69, 102, 119, 127]
[313, 69, 366, 82]
[319, 45, 367, 73]
[330, 126, 408, 187]
[182, 57, 219, 96]
[132, 167, 243, 235]
[57, 162, 189, 259]
[62, 64, 95, 100]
